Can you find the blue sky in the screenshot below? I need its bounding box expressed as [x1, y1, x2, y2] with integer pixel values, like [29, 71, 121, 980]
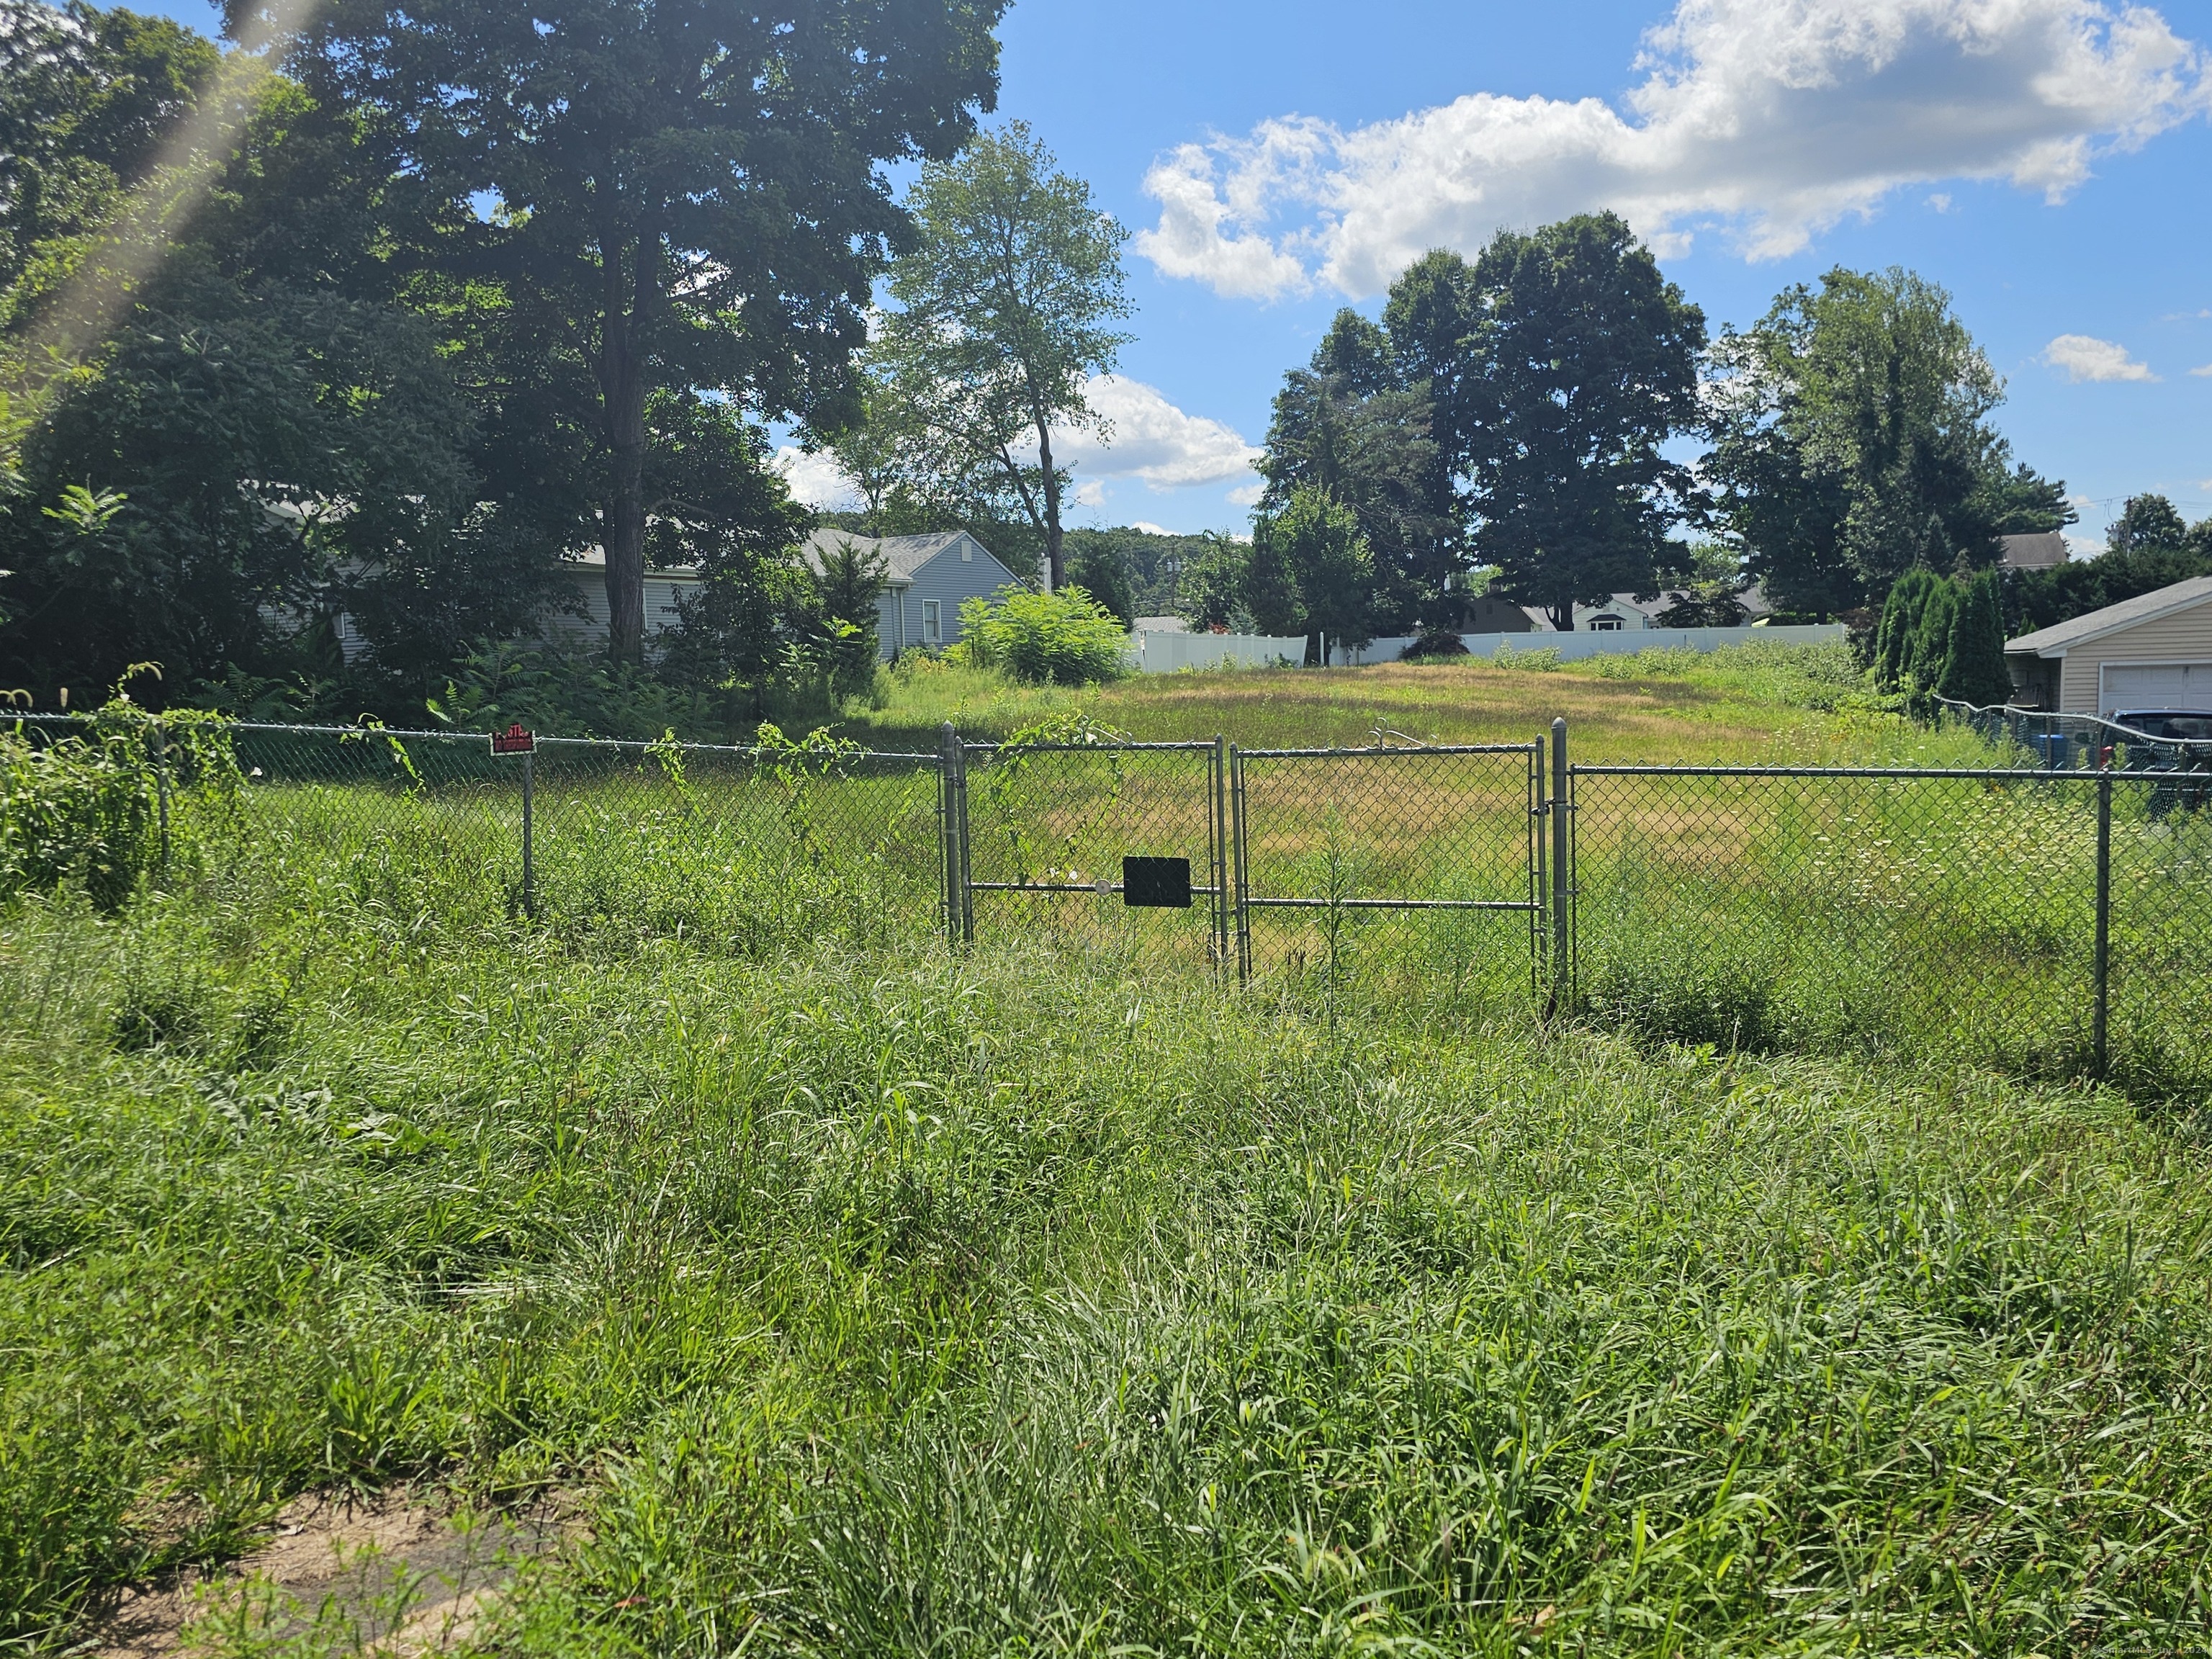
[150, 0, 2212, 549]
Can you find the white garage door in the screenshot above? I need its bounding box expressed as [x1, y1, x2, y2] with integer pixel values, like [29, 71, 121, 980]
[2100, 662, 2212, 716]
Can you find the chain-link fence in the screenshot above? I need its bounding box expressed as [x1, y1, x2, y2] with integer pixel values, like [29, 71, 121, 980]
[9, 711, 2209, 1093]
[1934, 693, 2212, 787]
[1233, 742, 1542, 1004]
[953, 737, 1228, 972]
[1565, 762, 2212, 1097]
[10, 714, 949, 954]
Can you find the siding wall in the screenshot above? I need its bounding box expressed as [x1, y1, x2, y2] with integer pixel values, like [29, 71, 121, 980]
[549, 571, 692, 645]
[881, 534, 1021, 659]
[2053, 601, 2212, 712]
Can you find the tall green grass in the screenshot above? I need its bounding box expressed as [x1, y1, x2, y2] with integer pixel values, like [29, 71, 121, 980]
[1, 767, 2211, 1655]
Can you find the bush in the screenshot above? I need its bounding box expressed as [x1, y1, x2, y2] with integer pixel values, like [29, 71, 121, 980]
[0, 696, 237, 909]
[1400, 627, 1469, 660]
[954, 585, 1129, 686]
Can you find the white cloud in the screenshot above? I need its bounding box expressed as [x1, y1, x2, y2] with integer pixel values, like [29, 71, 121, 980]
[2190, 361, 2212, 377]
[2041, 333, 2160, 381]
[772, 446, 860, 511]
[1129, 520, 1174, 535]
[1925, 192, 1954, 212]
[1140, 0, 2211, 299]
[775, 380, 1261, 508]
[1064, 375, 1264, 490]
[1226, 482, 1265, 508]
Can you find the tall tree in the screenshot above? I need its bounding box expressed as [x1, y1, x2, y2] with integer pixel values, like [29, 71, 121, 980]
[867, 121, 1130, 591]
[0, 1, 222, 300]
[279, 0, 1005, 661]
[1937, 570, 2011, 706]
[1256, 346, 1444, 629]
[1380, 249, 1480, 553]
[1705, 268, 2072, 614]
[1455, 214, 1706, 631]
[2105, 493, 2191, 554]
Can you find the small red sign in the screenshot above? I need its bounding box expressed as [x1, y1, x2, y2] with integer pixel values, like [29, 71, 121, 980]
[491, 723, 536, 755]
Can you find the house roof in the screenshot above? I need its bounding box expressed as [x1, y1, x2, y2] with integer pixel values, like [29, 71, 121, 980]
[2000, 531, 2069, 570]
[560, 528, 1015, 591]
[565, 548, 701, 580]
[2005, 573, 2212, 657]
[800, 528, 1007, 588]
[1519, 587, 1771, 631]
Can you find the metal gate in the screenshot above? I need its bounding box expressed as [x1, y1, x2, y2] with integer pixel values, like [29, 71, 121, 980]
[1230, 741, 1547, 998]
[945, 734, 1231, 971]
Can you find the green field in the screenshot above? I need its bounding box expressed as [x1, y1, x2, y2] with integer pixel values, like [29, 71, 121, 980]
[5, 655, 2212, 1655]
[839, 639, 1991, 765]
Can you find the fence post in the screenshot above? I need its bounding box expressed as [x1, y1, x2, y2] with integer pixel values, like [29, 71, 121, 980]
[939, 721, 972, 946]
[938, 721, 957, 943]
[1230, 745, 1251, 985]
[1550, 717, 1570, 1015]
[1213, 734, 1231, 974]
[521, 750, 536, 917]
[1532, 729, 1547, 1001]
[150, 719, 171, 877]
[2093, 770, 2111, 1079]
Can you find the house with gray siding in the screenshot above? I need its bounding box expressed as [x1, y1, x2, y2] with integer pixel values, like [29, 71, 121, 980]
[542, 531, 1022, 659]
[316, 531, 1026, 662]
[799, 529, 1023, 660]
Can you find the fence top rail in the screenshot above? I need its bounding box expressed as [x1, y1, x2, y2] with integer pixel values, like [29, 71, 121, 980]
[530, 735, 938, 764]
[6, 711, 938, 765]
[1931, 695, 2212, 754]
[1575, 763, 2128, 781]
[1239, 742, 1539, 759]
[966, 739, 1219, 755]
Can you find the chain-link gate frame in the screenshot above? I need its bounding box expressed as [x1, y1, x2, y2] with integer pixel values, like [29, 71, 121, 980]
[1229, 739, 1547, 997]
[943, 728, 1231, 973]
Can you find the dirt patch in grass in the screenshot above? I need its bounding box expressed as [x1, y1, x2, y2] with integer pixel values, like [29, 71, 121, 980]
[91, 1487, 570, 1658]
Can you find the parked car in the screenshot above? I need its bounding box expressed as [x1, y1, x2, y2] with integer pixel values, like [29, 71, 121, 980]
[2106, 709, 2212, 812]
[2109, 710, 2212, 742]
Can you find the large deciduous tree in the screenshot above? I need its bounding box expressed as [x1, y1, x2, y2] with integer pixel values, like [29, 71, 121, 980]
[1455, 214, 1707, 631]
[1256, 314, 1447, 631]
[1704, 267, 2072, 615]
[866, 121, 1130, 591]
[274, 0, 1006, 661]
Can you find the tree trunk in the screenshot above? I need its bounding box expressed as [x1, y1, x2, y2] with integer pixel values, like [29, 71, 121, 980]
[598, 233, 649, 662]
[1038, 422, 1062, 592]
[1547, 601, 1575, 631]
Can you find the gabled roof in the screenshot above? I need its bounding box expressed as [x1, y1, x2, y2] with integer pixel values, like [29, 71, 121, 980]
[1999, 531, 2069, 570]
[559, 529, 1017, 590]
[2006, 573, 2212, 657]
[800, 528, 1010, 588]
[565, 548, 701, 580]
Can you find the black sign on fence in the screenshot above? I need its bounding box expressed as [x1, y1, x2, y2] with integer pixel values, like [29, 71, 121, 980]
[1122, 855, 1192, 909]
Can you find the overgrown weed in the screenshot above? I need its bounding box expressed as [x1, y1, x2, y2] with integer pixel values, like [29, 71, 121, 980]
[2, 735, 2210, 1653]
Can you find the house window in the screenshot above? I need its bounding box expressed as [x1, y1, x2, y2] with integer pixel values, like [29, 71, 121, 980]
[922, 599, 942, 644]
[960, 540, 973, 562]
[1590, 616, 1624, 631]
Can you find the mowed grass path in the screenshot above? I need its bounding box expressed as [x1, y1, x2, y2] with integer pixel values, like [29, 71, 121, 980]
[840, 642, 1976, 765]
[3, 791, 2211, 1653]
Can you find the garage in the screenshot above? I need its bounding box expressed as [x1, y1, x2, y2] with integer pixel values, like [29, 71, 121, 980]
[2005, 575, 2212, 716]
[2099, 662, 2212, 716]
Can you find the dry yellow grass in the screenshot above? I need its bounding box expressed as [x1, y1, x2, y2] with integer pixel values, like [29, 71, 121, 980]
[844, 643, 1961, 765]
